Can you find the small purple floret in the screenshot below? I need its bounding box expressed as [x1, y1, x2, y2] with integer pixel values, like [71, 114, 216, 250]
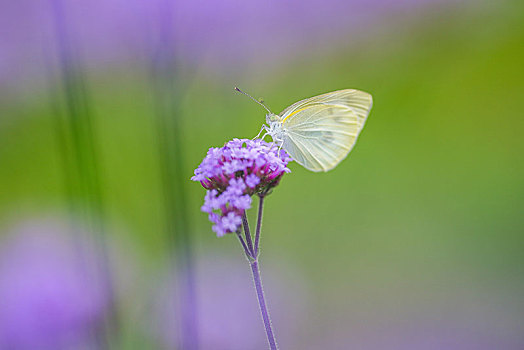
[245, 174, 261, 188]
[192, 138, 292, 236]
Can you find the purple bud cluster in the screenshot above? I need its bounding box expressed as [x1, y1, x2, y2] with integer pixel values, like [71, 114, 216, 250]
[192, 138, 292, 236]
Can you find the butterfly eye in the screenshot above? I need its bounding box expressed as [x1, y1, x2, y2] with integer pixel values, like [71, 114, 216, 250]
[268, 114, 280, 122]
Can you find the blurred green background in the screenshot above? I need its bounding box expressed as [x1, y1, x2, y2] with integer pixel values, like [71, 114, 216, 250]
[1, 0, 523, 349]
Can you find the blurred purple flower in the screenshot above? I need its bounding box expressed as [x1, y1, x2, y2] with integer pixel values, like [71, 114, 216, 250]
[192, 138, 291, 236]
[0, 0, 465, 89]
[149, 254, 308, 350]
[0, 219, 111, 349]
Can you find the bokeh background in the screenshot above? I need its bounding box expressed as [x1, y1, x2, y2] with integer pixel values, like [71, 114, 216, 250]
[1, 0, 523, 349]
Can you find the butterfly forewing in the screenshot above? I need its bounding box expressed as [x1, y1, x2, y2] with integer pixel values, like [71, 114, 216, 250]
[280, 89, 372, 172]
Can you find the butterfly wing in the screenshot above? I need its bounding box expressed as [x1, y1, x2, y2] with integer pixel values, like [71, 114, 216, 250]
[280, 89, 372, 172]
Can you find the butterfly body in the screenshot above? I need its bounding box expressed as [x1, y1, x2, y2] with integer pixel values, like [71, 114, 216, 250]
[264, 113, 286, 144]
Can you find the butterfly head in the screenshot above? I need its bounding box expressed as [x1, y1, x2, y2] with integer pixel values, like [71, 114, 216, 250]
[266, 113, 281, 124]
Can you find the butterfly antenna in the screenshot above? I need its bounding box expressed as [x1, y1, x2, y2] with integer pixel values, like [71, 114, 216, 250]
[234, 87, 273, 114]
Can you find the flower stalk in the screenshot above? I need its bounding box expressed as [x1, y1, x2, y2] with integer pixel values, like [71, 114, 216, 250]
[254, 194, 265, 257]
[250, 260, 278, 350]
[235, 196, 278, 349]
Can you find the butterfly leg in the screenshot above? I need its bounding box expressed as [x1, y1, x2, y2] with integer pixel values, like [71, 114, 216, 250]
[268, 138, 282, 151]
[252, 125, 265, 140]
[260, 125, 274, 142]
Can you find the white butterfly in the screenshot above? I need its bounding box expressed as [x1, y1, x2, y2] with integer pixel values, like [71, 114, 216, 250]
[236, 88, 373, 172]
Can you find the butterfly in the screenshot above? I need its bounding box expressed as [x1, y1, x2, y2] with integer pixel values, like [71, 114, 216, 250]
[235, 87, 373, 172]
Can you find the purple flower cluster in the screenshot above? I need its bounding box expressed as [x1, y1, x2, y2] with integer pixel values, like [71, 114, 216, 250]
[192, 138, 292, 236]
